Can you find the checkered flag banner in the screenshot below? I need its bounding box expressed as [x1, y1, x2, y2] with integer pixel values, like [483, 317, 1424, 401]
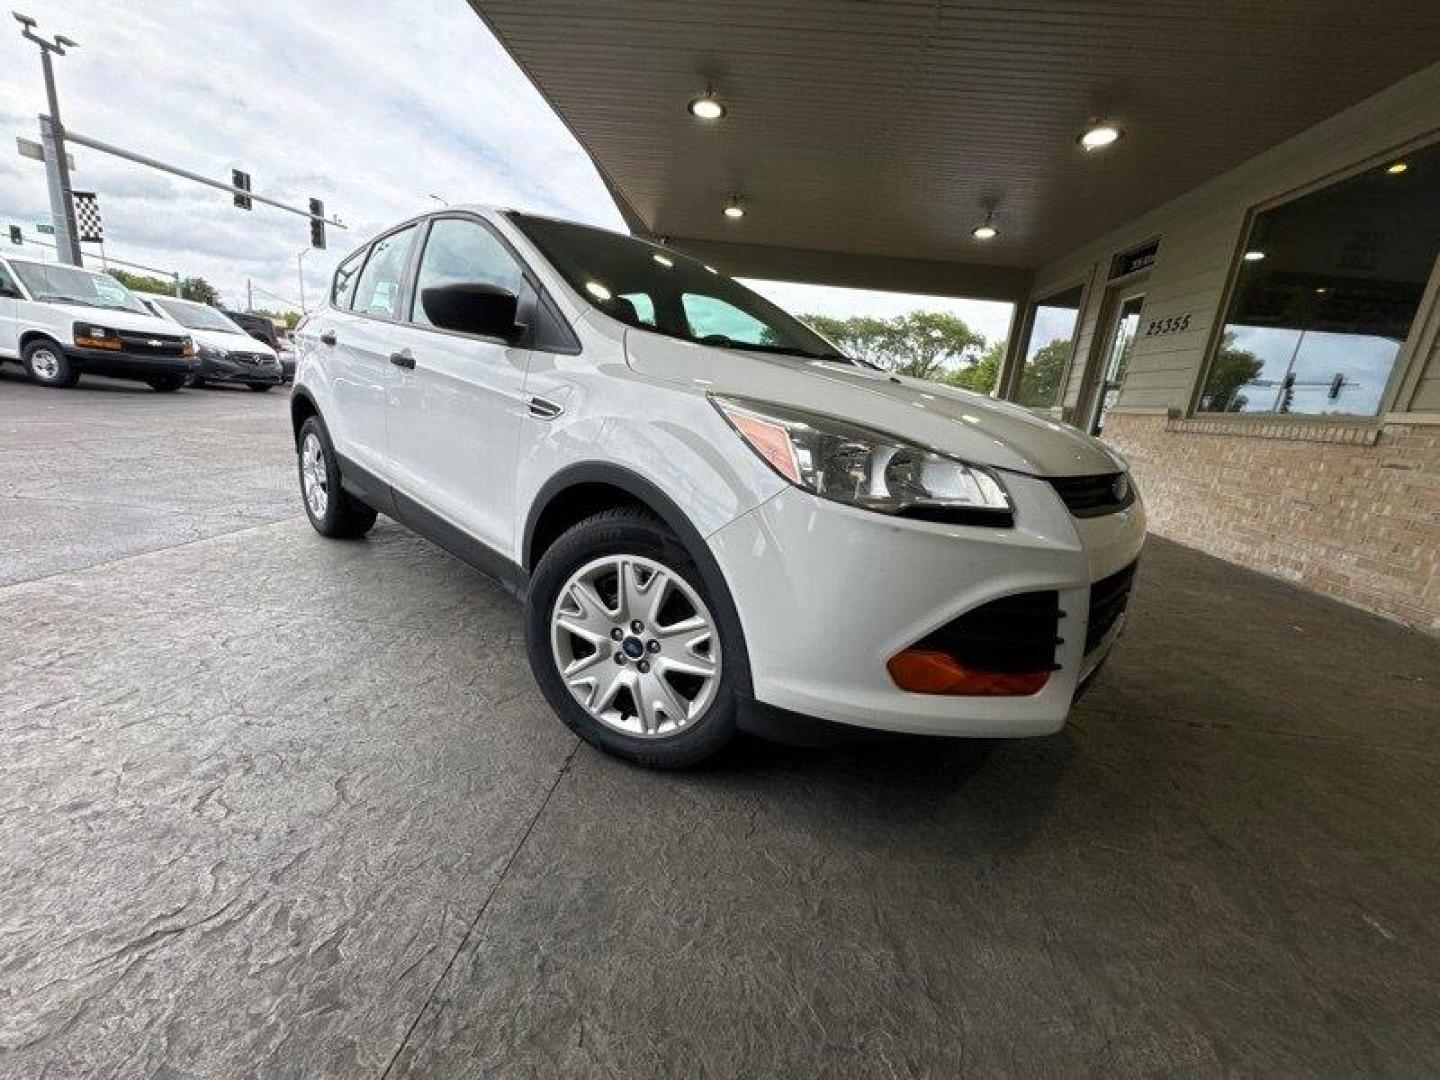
[72, 191, 103, 243]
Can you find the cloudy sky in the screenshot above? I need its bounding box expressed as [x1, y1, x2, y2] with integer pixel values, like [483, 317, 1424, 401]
[0, 0, 1011, 342]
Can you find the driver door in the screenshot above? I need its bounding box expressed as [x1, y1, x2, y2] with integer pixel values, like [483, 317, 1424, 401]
[386, 215, 532, 557]
[0, 262, 21, 359]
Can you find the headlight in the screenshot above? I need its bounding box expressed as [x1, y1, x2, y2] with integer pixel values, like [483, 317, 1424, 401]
[73, 323, 122, 351]
[198, 343, 229, 361]
[712, 396, 1012, 522]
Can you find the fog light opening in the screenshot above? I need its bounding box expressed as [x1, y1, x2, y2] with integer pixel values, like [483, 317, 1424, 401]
[887, 649, 1050, 696]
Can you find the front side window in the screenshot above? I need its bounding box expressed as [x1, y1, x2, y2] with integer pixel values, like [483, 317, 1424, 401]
[8, 262, 149, 315]
[509, 214, 845, 361]
[1014, 285, 1083, 408]
[0, 263, 17, 296]
[411, 218, 525, 328]
[352, 226, 417, 320]
[1199, 141, 1440, 416]
[332, 249, 365, 310]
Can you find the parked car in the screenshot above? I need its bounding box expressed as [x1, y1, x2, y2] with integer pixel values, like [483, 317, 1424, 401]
[291, 208, 1145, 768]
[223, 310, 283, 351]
[0, 256, 197, 390]
[138, 293, 283, 391]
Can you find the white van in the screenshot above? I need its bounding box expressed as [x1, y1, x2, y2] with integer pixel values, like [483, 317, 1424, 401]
[0, 256, 197, 391]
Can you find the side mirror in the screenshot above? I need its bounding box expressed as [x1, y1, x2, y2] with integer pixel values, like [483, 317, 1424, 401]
[421, 283, 521, 340]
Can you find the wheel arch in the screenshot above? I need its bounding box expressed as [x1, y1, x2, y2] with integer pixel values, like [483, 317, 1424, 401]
[290, 388, 320, 448]
[19, 330, 65, 354]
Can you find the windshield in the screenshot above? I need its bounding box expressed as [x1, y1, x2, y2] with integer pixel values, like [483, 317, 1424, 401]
[151, 297, 244, 333]
[9, 262, 149, 315]
[510, 214, 849, 361]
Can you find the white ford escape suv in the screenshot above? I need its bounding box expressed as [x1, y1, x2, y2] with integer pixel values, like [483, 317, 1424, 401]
[292, 208, 1145, 767]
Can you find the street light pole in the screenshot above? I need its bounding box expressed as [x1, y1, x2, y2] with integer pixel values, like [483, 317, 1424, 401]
[14, 12, 82, 266]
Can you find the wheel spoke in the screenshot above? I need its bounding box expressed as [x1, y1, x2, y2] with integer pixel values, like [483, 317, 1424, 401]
[657, 647, 716, 681]
[645, 672, 693, 726]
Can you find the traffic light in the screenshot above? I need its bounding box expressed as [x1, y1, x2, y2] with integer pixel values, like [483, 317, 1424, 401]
[232, 169, 252, 210]
[309, 198, 326, 250]
[8, 225, 20, 246]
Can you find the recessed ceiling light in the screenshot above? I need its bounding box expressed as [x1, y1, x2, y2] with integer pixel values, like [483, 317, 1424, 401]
[688, 94, 726, 121]
[724, 196, 745, 219]
[585, 281, 613, 300]
[1315, 286, 1328, 294]
[1243, 250, 1266, 262]
[1078, 121, 1123, 152]
[971, 212, 998, 241]
[652, 253, 674, 267]
[1387, 161, 1409, 175]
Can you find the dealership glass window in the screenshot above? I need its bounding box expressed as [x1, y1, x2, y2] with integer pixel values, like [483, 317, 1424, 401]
[1015, 285, 1083, 408]
[1199, 141, 1440, 416]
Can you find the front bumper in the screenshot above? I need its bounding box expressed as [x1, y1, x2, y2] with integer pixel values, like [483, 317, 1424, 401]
[707, 473, 1146, 738]
[198, 356, 285, 385]
[62, 346, 197, 381]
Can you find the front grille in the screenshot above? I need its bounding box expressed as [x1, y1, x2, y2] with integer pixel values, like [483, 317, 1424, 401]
[1049, 473, 1135, 518]
[913, 590, 1062, 674]
[232, 352, 270, 366]
[1086, 561, 1138, 654]
[116, 330, 189, 357]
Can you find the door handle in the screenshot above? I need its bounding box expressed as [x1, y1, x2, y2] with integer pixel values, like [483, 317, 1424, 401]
[319, 330, 337, 346]
[389, 349, 416, 370]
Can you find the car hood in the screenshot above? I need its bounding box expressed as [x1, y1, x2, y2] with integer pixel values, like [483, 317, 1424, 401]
[189, 327, 276, 355]
[624, 331, 1123, 478]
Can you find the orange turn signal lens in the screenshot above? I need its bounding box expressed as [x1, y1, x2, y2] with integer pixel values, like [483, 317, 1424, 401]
[887, 649, 1049, 696]
[75, 335, 122, 351]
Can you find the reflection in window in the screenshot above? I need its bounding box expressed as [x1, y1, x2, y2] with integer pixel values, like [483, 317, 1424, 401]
[1200, 140, 1440, 415]
[682, 293, 776, 346]
[1015, 285, 1082, 408]
[352, 226, 417, 320]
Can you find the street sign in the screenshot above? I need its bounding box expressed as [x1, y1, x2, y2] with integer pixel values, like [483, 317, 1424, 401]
[15, 136, 76, 171]
[35, 222, 56, 235]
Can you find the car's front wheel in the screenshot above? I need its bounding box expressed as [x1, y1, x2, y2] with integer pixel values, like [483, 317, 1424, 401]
[147, 375, 185, 392]
[248, 384, 273, 393]
[525, 509, 744, 768]
[22, 339, 79, 388]
[297, 415, 377, 539]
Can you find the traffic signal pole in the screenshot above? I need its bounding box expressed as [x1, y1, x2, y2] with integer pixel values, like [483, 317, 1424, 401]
[16, 14, 83, 265]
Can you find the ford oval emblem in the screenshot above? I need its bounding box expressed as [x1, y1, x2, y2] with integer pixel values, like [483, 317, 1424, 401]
[1112, 473, 1130, 502]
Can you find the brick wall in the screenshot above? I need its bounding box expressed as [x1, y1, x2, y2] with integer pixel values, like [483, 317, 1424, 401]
[1103, 412, 1440, 634]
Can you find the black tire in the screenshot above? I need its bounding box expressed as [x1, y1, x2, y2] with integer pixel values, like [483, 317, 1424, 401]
[148, 375, 185, 392]
[22, 338, 79, 388]
[524, 508, 748, 768]
[297, 414, 377, 539]
[248, 384, 273, 393]
[190, 375, 206, 388]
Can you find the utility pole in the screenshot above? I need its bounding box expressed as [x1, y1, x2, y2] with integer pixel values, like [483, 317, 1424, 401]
[247, 278, 254, 313]
[15, 13, 82, 266]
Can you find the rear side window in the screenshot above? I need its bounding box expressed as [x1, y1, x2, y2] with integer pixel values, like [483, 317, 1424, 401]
[410, 218, 525, 328]
[332, 249, 365, 310]
[352, 225, 417, 320]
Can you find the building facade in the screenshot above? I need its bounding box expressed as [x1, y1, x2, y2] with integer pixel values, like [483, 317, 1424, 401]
[999, 65, 1440, 633]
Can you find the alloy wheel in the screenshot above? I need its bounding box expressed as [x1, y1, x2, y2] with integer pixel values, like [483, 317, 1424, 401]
[550, 554, 721, 738]
[300, 432, 329, 518]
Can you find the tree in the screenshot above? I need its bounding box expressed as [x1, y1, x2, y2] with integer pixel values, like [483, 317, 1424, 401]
[941, 339, 1003, 394]
[178, 276, 220, 305]
[1014, 338, 1071, 407]
[803, 310, 984, 381]
[1199, 332, 1263, 412]
[248, 307, 300, 330]
[107, 268, 175, 295]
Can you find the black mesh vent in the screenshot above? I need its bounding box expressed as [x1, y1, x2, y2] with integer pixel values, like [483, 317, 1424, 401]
[1049, 473, 1135, 518]
[1086, 561, 1138, 654]
[912, 591, 1062, 674]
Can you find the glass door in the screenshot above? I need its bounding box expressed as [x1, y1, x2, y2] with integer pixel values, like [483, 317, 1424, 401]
[1089, 294, 1144, 434]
